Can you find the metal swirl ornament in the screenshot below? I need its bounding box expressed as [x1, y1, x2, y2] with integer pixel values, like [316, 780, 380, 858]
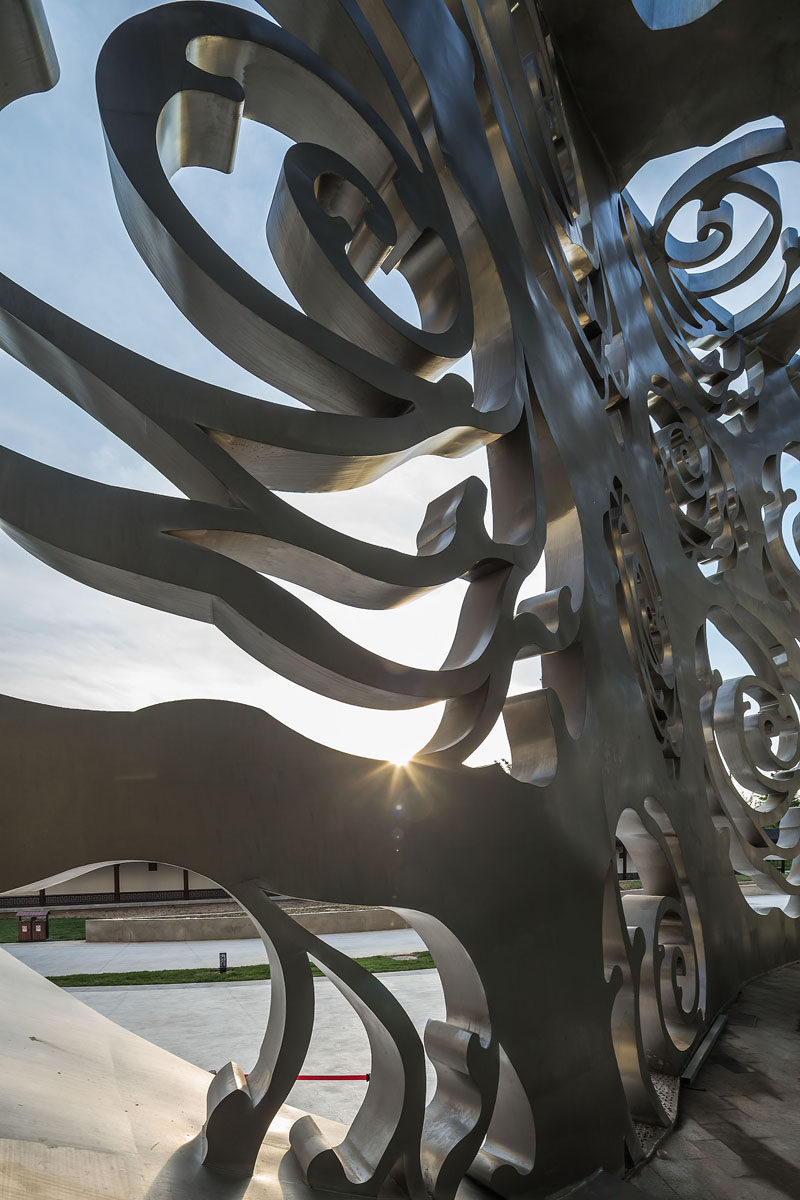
[698, 612, 800, 907]
[604, 803, 706, 1143]
[648, 377, 742, 566]
[762, 447, 800, 608]
[713, 676, 800, 810]
[648, 127, 800, 341]
[621, 890, 704, 1074]
[606, 483, 682, 767]
[616, 126, 800, 425]
[4, 1, 800, 1197]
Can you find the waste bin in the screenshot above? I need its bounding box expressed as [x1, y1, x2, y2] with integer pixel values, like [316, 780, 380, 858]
[18, 909, 49, 942]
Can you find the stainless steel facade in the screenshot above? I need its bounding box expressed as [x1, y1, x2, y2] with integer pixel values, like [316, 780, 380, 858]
[1, 1, 799, 1195]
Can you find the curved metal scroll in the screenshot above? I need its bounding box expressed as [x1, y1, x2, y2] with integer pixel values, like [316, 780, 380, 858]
[3, 1, 800, 1197]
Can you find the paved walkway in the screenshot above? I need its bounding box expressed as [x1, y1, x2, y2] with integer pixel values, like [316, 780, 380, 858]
[633, 961, 800, 1199]
[3, 926, 426, 974]
[68, 968, 444, 1126]
[15, 926, 797, 1196]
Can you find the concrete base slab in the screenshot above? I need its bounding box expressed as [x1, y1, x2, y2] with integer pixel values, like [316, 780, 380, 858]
[0, 948, 277, 1198]
[86, 912, 259, 941]
[85, 909, 410, 942]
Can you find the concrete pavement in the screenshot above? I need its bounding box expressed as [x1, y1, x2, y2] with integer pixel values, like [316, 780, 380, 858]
[6, 925, 434, 1125]
[64, 956, 800, 1195]
[633, 961, 800, 1199]
[6, 936, 799, 1196]
[68, 969, 445, 1126]
[3, 926, 426, 975]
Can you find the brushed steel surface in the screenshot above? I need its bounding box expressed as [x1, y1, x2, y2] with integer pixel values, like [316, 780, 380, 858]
[1, 1, 799, 1196]
[0, 0, 58, 113]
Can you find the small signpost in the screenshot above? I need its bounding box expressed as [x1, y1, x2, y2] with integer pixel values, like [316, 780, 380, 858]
[219, 952, 227, 974]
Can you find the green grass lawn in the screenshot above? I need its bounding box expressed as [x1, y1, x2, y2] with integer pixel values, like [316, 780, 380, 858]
[47, 951, 436, 988]
[0, 916, 86, 943]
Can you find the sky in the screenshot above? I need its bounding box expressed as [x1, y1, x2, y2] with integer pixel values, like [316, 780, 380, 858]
[0, 1, 797, 768]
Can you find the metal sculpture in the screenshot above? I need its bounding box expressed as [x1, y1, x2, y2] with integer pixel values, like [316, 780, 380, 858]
[2, 0, 800, 1195]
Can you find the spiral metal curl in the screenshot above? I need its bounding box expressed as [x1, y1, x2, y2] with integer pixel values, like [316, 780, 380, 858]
[3, 1, 800, 1197]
